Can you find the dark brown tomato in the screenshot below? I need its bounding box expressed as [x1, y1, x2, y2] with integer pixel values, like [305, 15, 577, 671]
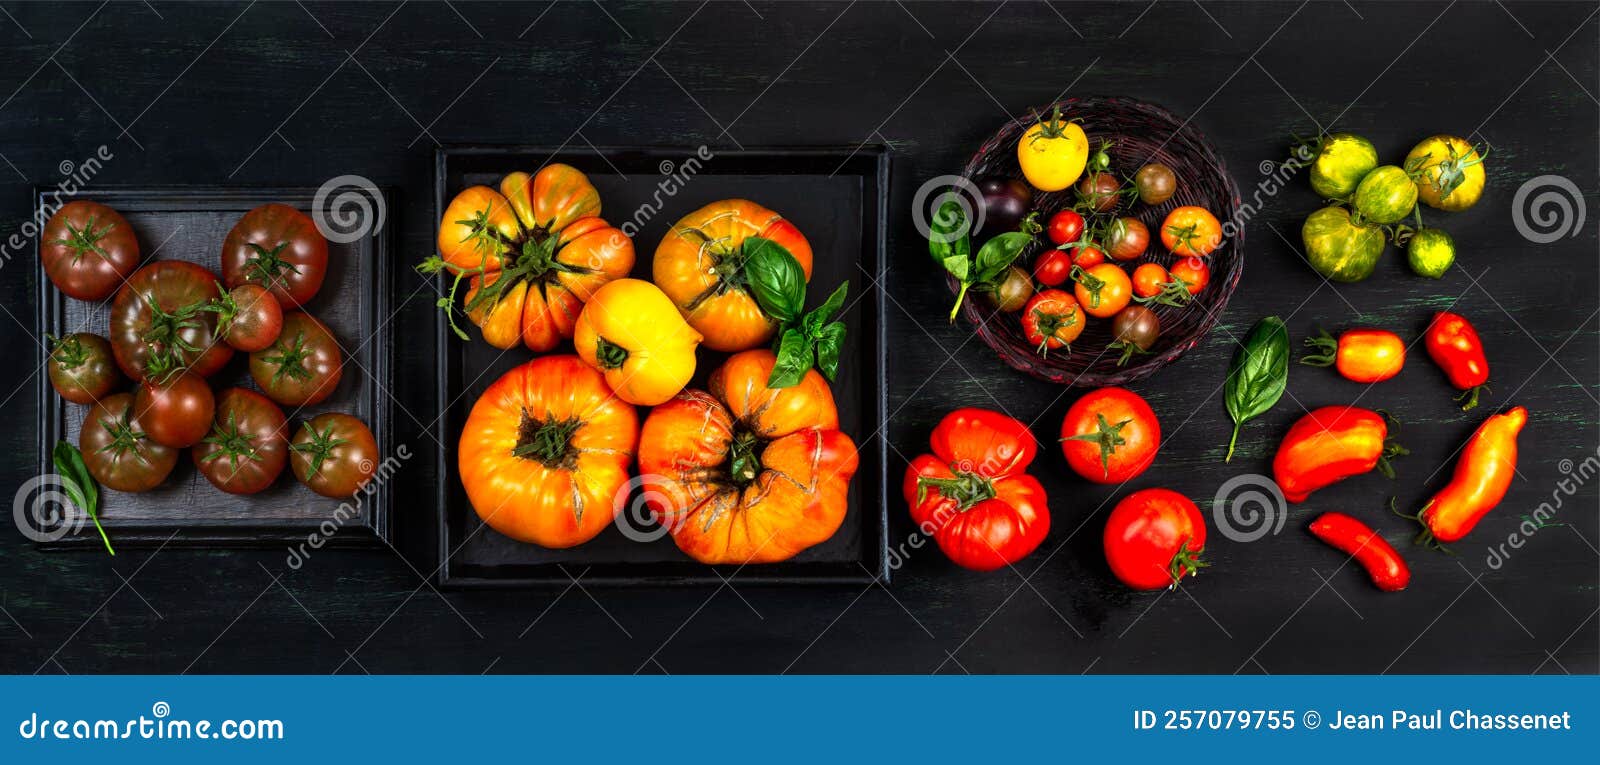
[47, 333, 122, 404]
[79, 392, 178, 493]
[133, 372, 215, 448]
[1106, 217, 1150, 261]
[41, 201, 141, 301]
[290, 413, 378, 498]
[1134, 163, 1178, 205]
[218, 283, 283, 352]
[193, 387, 289, 495]
[250, 311, 343, 407]
[1077, 172, 1122, 213]
[221, 203, 329, 309]
[988, 265, 1034, 312]
[108, 261, 233, 382]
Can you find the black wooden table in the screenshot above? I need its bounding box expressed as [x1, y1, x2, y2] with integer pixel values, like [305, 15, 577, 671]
[0, 1, 1595, 674]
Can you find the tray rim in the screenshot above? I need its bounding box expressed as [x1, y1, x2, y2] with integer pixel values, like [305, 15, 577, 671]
[31, 185, 397, 549]
[432, 143, 892, 588]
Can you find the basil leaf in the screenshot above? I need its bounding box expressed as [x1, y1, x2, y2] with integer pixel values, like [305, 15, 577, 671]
[815, 321, 847, 382]
[928, 196, 971, 269]
[767, 328, 813, 389]
[51, 441, 112, 555]
[942, 253, 970, 282]
[972, 231, 1030, 285]
[804, 281, 849, 335]
[1224, 316, 1289, 462]
[742, 236, 806, 324]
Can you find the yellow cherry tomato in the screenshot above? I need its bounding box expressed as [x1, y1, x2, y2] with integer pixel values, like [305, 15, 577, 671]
[1017, 107, 1089, 192]
[574, 278, 703, 406]
[1406, 135, 1486, 212]
[1072, 263, 1132, 319]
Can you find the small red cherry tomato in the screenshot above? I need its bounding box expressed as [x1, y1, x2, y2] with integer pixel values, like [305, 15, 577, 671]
[1131, 263, 1171, 299]
[1168, 256, 1209, 294]
[1046, 209, 1085, 246]
[1032, 249, 1073, 287]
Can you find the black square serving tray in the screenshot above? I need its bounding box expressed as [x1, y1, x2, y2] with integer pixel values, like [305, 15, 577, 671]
[34, 187, 395, 548]
[434, 145, 890, 587]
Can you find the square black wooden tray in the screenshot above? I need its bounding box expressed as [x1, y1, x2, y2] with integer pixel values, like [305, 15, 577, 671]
[34, 187, 395, 548]
[434, 145, 889, 587]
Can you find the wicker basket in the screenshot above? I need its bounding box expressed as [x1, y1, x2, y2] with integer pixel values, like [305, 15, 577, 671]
[954, 96, 1244, 387]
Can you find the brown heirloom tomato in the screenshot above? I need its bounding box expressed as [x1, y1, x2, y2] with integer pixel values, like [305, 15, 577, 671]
[133, 372, 215, 448]
[639, 350, 858, 564]
[48, 333, 122, 404]
[458, 355, 636, 547]
[109, 261, 233, 382]
[652, 199, 814, 352]
[221, 203, 329, 309]
[250, 312, 343, 407]
[194, 388, 289, 495]
[291, 413, 378, 498]
[215, 283, 284, 352]
[433, 165, 634, 352]
[41, 200, 141, 302]
[79, 392, 178, 493]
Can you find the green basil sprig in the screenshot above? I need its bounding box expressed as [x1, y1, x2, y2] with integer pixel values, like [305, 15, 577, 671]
[1224, 316, 1289, 462]
[52, 441, 113, 555]
[929, 196, 1030, 322]
[744, 236, 850, 389]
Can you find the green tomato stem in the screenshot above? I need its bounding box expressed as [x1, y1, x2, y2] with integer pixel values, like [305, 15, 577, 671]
[1226, 423, 1241, 462]
[948, 281, 972, 323]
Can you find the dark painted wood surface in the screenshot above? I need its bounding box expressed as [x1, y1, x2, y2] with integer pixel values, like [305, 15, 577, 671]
[0, 1, 1594, 674]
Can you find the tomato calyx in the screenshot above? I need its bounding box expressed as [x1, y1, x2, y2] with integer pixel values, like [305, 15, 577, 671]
[1134, 278, 1193, 309]
[1029, 303, 1078, 356]
[48, 334, 91, 371]
[916, 468, 997, 511]
[727, 430, 764, 486]
[50, 214, 115, 263]
[260, 331, 317, 384]
[97, 409, 153, 463]
[198, 411, 264, 472]
[1069, 264, 1106, 309]
[1404, 141, 1487, 201]
[291, 420, 349, 479]
[1166, 536, 1208, 587]
[1164, 221, 1206, 254]
[241, 241, 305, 288]
[593, 336, 630, 370]
[1061, 413, 1131, 479]
[1027, 105, 1077, 143]
[138, 293, 209, 381]
[511, 412, 582, 469]
[1107, 340, 1153, 367]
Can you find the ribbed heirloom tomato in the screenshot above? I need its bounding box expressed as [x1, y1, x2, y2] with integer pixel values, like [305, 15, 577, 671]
[459, 355, 638, 548]
[432, 164, 634, 352]
[903, 408, 1049, 571]
[639, 350, 857, 564]
[653, 199, 814, 352]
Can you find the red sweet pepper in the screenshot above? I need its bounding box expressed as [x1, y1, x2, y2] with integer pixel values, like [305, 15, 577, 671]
[1425, 311, 1489, 410]
[1272, 406, 1406, 503]
[1308, 512, 1410, 592]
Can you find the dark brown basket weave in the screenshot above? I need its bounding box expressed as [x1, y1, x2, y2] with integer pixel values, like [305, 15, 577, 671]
[954, 96, 1244, 387]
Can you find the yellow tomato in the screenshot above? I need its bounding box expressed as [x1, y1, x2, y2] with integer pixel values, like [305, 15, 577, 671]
[1017, 107, 1089, 192]
[574, 279, 703, 406]
[1406, 135, 1486, 212]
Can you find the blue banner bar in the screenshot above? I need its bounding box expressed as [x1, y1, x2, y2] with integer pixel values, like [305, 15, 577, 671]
[2, 676, 1593, 762]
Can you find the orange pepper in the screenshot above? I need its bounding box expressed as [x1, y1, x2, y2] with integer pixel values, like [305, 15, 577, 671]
[1419, 406, 1527, 544]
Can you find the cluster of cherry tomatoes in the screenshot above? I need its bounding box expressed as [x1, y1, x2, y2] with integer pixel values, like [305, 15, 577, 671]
[41, 200, 377, 501]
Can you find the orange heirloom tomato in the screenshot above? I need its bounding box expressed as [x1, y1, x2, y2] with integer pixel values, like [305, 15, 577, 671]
[458, 355, 638, 548]
[432, 165, 634, 352]
[638, 350, 857, 564]
[1160, 206, 1223, 257]
[574, 278, 702, 406]
[1301, 327, 1406, 383]
[653, 199, 814, 352]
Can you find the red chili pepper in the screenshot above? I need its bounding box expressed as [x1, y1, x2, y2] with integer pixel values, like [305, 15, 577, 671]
[1300, 327, 1406, 383]
[1272, 406, 1407, 503]
[1418, 406, 1527, 544]
[1308, 512, 1410, 592]
[1425, 311, 1489, 410]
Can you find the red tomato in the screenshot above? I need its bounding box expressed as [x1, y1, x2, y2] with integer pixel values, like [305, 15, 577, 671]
[193, 387, 289, 495]
[249, 312, 343, 407]
[109, 261, 233, 382]
[217, 283, 283, 352]
[47, 332, 122, 404]
[1106, 217, 1149, 261]
[1131, 263, 1171, 299]
[40, 200, 141, 301]
[1169, 256, 1210, 294]
[79, 392, 178, 493]
[1071, 245, 1106, 269]
[1021, 289, 1085, 356]
[1032, 249, 1073, 287]
[1160, 206, 1222, 257]
[1045, 209, 1085, 246]
[133, 372, 215, 448]
[1060, 387, 1161, 483]
[1103, 488, 1207, 590]
[902, 408, 1049, 571]
[221, 203, 329, 309]
[290, 413, 378, 498]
